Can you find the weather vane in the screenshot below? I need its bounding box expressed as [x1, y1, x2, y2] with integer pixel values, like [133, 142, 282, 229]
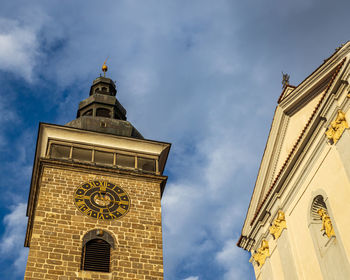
[102, 57, 108, 77]
[282, 72, 290, 89]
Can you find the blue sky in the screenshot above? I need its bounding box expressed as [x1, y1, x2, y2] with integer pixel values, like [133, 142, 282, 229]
[1, 1, 350, 279]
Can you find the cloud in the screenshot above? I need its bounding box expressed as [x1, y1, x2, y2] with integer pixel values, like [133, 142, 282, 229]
[216, 239, 252, 280]
[184, 277, 199, 280]
[2, 0, 349, 279]
[0, 1, 259, 279]
[0, 18, 41, 82]
[0, 203, 29, 275]
[0, 87, 19, 149]
[162, 110, 257, 279]
[0, 128, 37, 206]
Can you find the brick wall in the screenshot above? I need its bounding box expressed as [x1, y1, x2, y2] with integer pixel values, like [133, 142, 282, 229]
[25, 164, 164, 280]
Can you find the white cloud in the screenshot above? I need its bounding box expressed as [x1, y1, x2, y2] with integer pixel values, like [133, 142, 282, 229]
[0, 18, 41, 82]
[1, 0, 339, 279]
[216, 239, 252, 280]
[184, 277, 199, 280]
[162, 113, 257, 278]
[0, 203, 29, 275]
[1, 203, 27, 252]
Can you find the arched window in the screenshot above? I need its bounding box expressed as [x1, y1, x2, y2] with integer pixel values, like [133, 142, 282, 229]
[310, 195, 334, 244]
[81, 230, 114, 273]
[82, 109, 93, 116]
[309, 194, 350, 279]
[96, 108, 111, 118]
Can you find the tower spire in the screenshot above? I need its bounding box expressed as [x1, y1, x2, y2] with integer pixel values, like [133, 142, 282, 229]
[65, 63, 143, 139]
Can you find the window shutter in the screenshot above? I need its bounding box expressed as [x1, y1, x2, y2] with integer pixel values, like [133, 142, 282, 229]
[311, 195, 327, 221]
[82, 239, 110, 272]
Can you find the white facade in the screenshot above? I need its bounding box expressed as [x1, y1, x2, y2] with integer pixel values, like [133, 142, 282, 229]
[238, 43, 350, 279]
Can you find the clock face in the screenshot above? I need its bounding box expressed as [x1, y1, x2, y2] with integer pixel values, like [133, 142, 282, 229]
[73, 180, 130, 220]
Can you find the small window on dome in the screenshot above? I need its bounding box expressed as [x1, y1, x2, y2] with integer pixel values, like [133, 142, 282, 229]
[83, 109, 93, 116]
[96, 108, 111, 118]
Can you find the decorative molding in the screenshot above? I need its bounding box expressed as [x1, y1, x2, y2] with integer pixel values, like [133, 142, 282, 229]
[269, 210, 287, 240]
[325, 110, 348, 144]
[317, 208, 335, 238]
[268, 115, 289, 195]
[239, 54, 348, 250]
[249, 58, 346, 227]
[253, 240, 270, 267]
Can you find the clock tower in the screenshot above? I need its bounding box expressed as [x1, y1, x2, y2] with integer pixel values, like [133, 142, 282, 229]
[24, 64, 170, 279]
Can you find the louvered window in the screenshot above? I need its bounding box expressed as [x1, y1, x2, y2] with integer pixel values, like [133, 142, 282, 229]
[311, 195, 327, 221]
[81, 239, 111, 272]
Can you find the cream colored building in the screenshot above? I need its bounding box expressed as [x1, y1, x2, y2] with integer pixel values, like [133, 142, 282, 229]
[238, 43, 350, 279]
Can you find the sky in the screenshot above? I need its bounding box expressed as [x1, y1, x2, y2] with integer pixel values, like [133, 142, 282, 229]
[0, 0, 350, 279]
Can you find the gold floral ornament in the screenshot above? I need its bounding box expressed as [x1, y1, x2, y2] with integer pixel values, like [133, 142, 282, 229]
[325, 110, 348, 144]
[269, 210, 287, 240]
[253, 240, 270, 267]
[317, 208, 335, 238]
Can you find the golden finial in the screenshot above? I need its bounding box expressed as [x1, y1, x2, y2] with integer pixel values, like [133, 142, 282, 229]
[102, 58, 108, 77]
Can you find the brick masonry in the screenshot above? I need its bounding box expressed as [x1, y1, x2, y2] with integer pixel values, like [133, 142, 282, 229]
[25, 162, 165, 280]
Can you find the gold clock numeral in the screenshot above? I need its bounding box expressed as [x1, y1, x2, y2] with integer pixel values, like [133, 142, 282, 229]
[78, 205, 87, 211]
[98, 181, 106, 192]
[82, 208, 94, 216]
[97, 213, 105, 220]
[75, 195, 90, 200]
[75, 200, 85, 206]
[119, 201, 129, 205]
[109, 212, 121, 219]
[118, 207, 126, 214]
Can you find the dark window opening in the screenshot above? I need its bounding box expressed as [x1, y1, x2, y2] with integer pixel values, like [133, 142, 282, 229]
[72, 147, 92, 162]
[101, 87, 108, 92]
[50, 144, 70, 159]
[116, 154, 135, 168]
[81, 239, 110, 272]
[138, 157, 156, 172]
[311, 195, 327, 220]
[96, 108, 111, 118]
[95, 151, 114, 165]
[83, 109, 93, 116]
